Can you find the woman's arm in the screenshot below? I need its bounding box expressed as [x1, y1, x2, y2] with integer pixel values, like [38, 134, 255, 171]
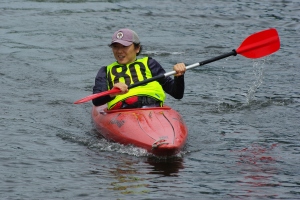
[148, 58, 185, 99]
[92, 66, 115, 106]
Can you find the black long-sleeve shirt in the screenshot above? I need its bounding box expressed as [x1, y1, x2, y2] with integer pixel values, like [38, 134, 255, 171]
[92, 57, 184, 106]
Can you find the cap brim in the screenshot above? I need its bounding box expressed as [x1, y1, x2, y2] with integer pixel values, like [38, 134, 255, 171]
[110, 40, 132, 46]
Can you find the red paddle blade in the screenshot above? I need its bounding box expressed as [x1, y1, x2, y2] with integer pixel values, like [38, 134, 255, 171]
[236, 28, 280, 59]
[74, 88, 120, 104]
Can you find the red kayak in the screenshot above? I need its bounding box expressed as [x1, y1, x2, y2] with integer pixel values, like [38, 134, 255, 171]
[92, 105, 188, 156]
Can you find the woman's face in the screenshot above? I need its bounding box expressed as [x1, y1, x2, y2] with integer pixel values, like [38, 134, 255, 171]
[111, 43, 140, 65]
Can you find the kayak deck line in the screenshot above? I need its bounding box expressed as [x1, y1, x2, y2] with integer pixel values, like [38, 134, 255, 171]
[160, 111, 176, 144]
[135, 111, 161, 141]
[133, 108, 181, 150]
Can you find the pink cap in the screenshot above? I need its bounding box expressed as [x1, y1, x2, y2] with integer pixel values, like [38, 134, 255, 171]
[110, 28, 140, 46]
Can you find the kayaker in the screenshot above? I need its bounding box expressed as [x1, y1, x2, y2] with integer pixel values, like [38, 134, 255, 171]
[92, 28, 186, 110]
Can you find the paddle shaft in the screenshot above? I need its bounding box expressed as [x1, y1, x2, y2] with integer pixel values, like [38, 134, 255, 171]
[128, 50, 237, 89]
[74, 50, 238, 104]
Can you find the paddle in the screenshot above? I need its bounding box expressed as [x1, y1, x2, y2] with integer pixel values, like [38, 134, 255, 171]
[74, 28, 280, 104]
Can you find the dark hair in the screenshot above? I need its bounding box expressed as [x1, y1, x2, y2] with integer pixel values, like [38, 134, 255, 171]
[134, 43, 142, 56]
[109, 43, 143, 56]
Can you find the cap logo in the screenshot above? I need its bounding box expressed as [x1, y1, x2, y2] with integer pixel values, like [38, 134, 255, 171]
[116, 32, 124, 39]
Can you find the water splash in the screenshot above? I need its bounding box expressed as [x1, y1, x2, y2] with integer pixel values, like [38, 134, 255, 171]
[216, 61, 227, 112]
[57, 131, 149, 157]
[245, 57, 269, 104]
[57, 131, 186, 158]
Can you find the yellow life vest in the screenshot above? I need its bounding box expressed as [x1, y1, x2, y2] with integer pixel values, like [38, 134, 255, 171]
[106, 57, 166, 109]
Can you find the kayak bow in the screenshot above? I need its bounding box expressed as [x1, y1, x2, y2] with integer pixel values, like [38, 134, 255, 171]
[92, 105, 188, 156]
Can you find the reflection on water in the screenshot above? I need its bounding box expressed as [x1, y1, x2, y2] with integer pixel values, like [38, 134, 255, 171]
[108, 161, 150, 195]
[106, 156, 184, 195]
[146, 157, 184, 176]
[231, 143, 280, 199]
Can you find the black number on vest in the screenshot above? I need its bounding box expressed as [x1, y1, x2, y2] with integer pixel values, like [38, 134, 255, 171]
[108, 62, 147, 89]
[110, 65, 131, 86]
[129, 62, 147, 82]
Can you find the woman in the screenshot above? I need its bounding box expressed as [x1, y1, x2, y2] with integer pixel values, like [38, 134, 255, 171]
[92, 28, 186, 110]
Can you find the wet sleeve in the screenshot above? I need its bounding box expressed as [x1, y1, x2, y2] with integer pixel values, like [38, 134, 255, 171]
[148, 58, 185, 99]
[92, 66, 115, 106]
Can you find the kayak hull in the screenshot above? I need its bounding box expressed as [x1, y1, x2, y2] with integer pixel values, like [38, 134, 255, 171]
[92, 105, 188, 156]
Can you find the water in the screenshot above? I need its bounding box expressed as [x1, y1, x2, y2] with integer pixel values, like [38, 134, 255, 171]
[1, 0, 299, 199]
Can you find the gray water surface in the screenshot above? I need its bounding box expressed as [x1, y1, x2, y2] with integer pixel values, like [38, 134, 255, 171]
[1, 0, 300, 199]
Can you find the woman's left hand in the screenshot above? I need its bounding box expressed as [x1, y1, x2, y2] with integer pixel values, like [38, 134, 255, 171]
[173, 63, 186, 76]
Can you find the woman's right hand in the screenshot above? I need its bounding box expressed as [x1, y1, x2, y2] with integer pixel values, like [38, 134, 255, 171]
[110, 82, 128, 97]
[173, 63, 186, 76]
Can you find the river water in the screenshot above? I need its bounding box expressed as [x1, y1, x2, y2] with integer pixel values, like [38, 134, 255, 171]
[1, 0, 299, 199]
